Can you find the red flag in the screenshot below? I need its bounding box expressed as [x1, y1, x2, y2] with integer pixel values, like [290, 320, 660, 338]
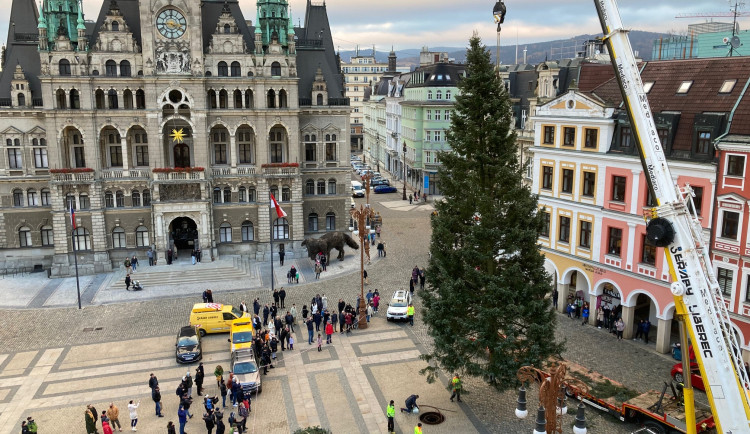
[70, 203, 76, 229]
[270, 193, 287, 218]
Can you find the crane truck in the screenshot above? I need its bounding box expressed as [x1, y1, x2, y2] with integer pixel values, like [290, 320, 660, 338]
[590, 0, 750, 432]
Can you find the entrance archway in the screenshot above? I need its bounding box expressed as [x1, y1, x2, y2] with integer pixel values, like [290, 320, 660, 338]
[169, 216, 198, 250]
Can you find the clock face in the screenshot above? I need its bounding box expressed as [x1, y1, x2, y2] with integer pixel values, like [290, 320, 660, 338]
[156, 8, 187, 39]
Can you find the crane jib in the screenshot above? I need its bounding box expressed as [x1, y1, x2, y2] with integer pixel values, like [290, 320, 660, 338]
[671, 246, 716, 359]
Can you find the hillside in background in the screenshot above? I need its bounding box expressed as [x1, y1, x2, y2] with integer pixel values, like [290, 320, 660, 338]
[340, 31, 665, 70]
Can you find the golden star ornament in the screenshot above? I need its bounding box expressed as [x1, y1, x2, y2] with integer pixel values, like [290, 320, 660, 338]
[170, 128, 186, 143]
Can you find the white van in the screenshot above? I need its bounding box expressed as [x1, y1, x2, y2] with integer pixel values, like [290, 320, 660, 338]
[351, 180, 364, 198]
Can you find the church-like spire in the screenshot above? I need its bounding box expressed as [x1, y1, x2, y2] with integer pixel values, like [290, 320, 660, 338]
[257, 0, 290, 46]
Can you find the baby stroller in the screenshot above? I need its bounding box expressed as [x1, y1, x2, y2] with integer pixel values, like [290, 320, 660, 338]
[671, 343, 681, 361]
[132, 280, 144, 291]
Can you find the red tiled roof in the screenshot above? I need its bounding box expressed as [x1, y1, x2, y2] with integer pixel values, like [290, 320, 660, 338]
[576, 62, 617, 93]
[581, 57, 750, 149]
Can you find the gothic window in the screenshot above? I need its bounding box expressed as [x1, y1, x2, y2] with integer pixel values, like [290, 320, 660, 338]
[218, 62, 228, 77]
[231, 62, 241, 77]
[271, 62, 281, 77]
[112, 227, 126, 248]
[136, 90, 146, 109]
[105, 60, 117, 77]
[241, 221, 254, 241]
[59, 59, 71, 76]
[8, 147, 22, 169]
[120, 60, 131, 77]
[73, 227, 91, 250]
[212, 129, 228, 164]
[305, 142, 316, 162]
[56, 89, 67, 109]
[325, 141, 336, 161]
[108, 89, 119, 109]
[269, 128, 285, 163]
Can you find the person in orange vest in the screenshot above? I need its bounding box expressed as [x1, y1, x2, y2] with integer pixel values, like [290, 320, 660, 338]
[450, 373, 462, 402]
[414, 422, 423, 434]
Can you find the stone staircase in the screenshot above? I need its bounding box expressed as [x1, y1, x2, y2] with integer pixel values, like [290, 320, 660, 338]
[109, 259, 254, 290]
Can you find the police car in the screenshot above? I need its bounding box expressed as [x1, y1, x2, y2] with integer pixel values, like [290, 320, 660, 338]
[386, 290, 411, 321]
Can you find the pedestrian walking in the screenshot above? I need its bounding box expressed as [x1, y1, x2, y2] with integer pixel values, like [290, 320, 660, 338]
[407, 303, 415, 326]
[279, 249, 285, 266]
[85, 406, 97, 434]
[131, 255, 138, 272]
[147, 248, 154, 266]
[178, 405, 188, 434]
[419, 268, 425, 290]
[107, 403, 122, 432]
[616, 318, 625, 340]
[386, 400, 395, 433]
[102, 415, 114, 434]
[124, 257, 132, 274]
[167, 421, 176, 434]
[128, 399, 140, 431]
[149, 373, 159, 390]
[125, 274, 131, 291]
[325, 321, 333, 344]
[307, 318, 314, 344]
[279, 287, 286, 308]
[317, 333, 323, 352]
[450, 374, 462, 402]
[153, 387, 164, 417]
[196, 363, 205, 396]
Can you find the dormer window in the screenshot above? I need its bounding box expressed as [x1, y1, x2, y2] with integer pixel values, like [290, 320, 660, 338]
[111, 21, 119, 31]
[643, 82, 654, 93]
[677, 81, 693, 94]
[720, 79, 737, 94]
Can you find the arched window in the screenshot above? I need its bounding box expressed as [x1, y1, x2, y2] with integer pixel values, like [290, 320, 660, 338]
[233, 90, 243, 108]
[132, 190, 141, 207]
[70, 89, 80, 109]
[271, 61, 281, 77]
[327, 179, 337, 195]
[73, 227, 91, 250]
[317, 179, 326, 195]
[218, 61, 228, 77]
[308, 213, 318, 231]
[273, 218, 289, 240]
[12, 188, 23, 206]
[120, 60, 131, 77]
[223, 24, 231, 34]
[142, 189, 151, 206]
[231, 61, 241, 77]
[17, 94, 25, 107]
[26, 188, 38, 206]
[78, 193, 90, 210]
[282, 186, 291, 202]
[115, 190, 125, 207]
[244, 89, 254, 108]
[108, 89, 119, 109]
[213, 187, 222, 203]
[66, 193, 75, 210]
[123, 89, 133, 109]
[436, 90, 442, 100]
[446, 90, 451, 100]
[104, 191, 114, 208]
[219, 222, 232, 243]
[238, 186, 247, 202]
[219, 89, 228, 109]
[105, 60, 117, 77]
[95, 89, 105, 109]
[41, 225, 53, 246]
[223, 187, 232, 203]
[19, 226, 32, 247]
[305, 179, 315, 195]
[267, 89, 276, 108]
[205, 71, 212, 77]
[237, 127, 254, 164]
[111, 21, 119, 31]
[316, 94, 323, 105]
[207, 90, 217, 109]
[136, 89, 146, 109]
[41, 188, 50, 206]
[59, 59, 71, 76]
[241, 221, 254, 241]
[247, 188, 256, 202]
[278, 89, 287, 108]
[56, 89, 67, 109]
[427, 90, 433, 100]
[112, 227, 126, 248]
[326, 212, 336, 231]
[136, 226, 149, 246]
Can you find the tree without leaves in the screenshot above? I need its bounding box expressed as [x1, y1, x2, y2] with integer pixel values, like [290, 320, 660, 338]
[420, 35, 563, 390]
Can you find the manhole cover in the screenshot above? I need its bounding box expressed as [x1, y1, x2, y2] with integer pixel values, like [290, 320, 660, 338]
[419, 411, 445, 425]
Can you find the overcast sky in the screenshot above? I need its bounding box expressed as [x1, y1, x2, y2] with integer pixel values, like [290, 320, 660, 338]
[1, 0, 747, 52]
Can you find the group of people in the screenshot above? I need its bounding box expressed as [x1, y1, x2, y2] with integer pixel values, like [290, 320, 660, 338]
[409, 266, 426, 296]
[83, 402, 135, 433]
[408, 190, 428, 205]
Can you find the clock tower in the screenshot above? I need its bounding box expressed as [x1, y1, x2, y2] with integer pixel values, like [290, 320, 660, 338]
[140, 0, 204, 75]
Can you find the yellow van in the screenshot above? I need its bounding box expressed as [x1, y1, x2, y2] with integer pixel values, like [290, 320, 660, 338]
[189, 303, 248, 336]
[228, 318, 255, 353]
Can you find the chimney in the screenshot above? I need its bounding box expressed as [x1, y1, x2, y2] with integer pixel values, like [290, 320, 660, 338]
[523, 46, 527, 64]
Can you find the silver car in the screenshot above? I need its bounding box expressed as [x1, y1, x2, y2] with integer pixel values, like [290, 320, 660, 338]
[231, 349, 262, 394]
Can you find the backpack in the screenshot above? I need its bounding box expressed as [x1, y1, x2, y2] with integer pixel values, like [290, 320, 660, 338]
[176, 386, 183, 396]
[228, 412, 236, 425]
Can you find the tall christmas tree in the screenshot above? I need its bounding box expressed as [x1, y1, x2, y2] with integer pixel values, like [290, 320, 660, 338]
[421, 35, 562, 389]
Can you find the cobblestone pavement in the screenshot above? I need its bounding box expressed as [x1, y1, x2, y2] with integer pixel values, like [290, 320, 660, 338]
[0, 172, 710, 433]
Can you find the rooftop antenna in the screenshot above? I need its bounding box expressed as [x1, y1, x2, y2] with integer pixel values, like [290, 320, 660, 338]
[515, 27, 519, 64]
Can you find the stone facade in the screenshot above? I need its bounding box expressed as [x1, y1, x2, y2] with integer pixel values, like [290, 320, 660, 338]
[0, 0, 350, 276]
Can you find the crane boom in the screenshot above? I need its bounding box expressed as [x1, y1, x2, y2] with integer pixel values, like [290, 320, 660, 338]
[593, 0, 750, 432]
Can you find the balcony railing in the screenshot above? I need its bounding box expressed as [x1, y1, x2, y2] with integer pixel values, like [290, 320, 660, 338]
[298, 97, 350, 107]
[237, 166, 256, 175]
[52, 172, 95, 182]
[100, 169, 150, 179]
[155, 171, 205, 181]
[212, 167, 231, 176]
[262, 166, 299, 177]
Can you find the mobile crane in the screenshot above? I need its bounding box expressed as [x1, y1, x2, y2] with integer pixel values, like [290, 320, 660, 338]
[592, 0, 750, 432]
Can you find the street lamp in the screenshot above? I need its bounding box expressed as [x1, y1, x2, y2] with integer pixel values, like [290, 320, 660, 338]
[515, 363, 588, 434]
[493, 0, 507, 69]
[402, 141, 408, 200]
[350, 204, 375, 330]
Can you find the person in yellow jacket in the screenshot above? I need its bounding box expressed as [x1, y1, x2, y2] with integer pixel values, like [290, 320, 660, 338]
[450, 373, 462, 402]
[414, 422, 423, 433]
[386, 400, 395, 433]
[407, 304, 415, 326]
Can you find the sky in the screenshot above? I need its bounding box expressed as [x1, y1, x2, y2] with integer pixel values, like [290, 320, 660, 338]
[1, 0, 748, 52]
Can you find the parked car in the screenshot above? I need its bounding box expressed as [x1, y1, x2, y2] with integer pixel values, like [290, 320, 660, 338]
[351, 181, 365, 198]
[176, 325, 202, 364]
[386, 290, 411, 321]
[671, 362, 704, 391]
[371, 179, 390, 187]
[231, 348, 262, 394]
[374, 185, 398, 194]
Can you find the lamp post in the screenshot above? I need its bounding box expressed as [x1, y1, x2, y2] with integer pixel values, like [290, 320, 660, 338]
[402, 141, 408, 200]
[350, 204, 375, 330]
[493, 1, 507, 69]
[362, 172, 373, 207]
[515, 363, 588, 434]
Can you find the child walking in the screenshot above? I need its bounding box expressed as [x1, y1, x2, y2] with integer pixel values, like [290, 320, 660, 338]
[317, 333, 322, 352]
[288, 335, 294, 350]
